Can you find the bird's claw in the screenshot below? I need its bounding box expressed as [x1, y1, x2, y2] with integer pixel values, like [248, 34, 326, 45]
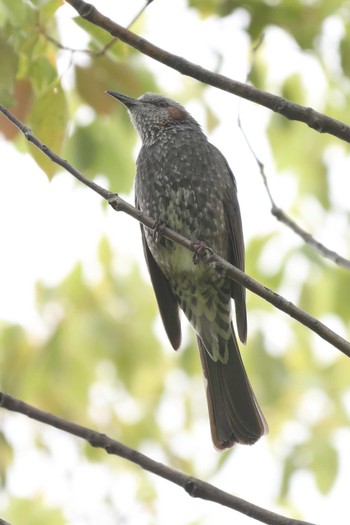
[153, 219, 166, 244]
[191, 240, 213, 264]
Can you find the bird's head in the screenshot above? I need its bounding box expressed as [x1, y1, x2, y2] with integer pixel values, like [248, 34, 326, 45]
[106, 91, 202, 144]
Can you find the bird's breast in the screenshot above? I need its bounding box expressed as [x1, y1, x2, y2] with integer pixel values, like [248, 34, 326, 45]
[136, 135, 228, 266]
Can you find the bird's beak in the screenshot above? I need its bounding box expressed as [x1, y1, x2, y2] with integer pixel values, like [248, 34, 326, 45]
[106, 91, 140, 108]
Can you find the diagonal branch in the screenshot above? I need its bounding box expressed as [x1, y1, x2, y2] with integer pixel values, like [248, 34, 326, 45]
[0, 391, 316, 525]
[271, 205, 350, 269]
[63, 0, 350, 143]
[237, 114, 350, 270]
[41, 0, 154, 58]
[0, 104, 349, 358]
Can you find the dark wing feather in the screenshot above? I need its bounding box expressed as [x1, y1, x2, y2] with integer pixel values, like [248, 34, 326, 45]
[216, 151, 247, 344]
[139, 223, 182, 350]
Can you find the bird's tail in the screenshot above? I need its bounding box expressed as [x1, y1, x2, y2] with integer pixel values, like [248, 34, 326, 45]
[197, 329, 268, 449]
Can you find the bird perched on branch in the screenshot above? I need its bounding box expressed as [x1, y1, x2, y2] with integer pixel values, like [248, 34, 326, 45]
[107, 90, 268, 449]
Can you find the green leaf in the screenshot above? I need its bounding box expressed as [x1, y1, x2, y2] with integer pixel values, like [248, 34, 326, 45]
[41, 0, 63, 19]
[75, 57, 157, 115]
[281, 74, 306, 108]
[189, 0, 345, 49]
[311, 439, 339, 494]
[73, 16, 118, 53]
[0, 0, 32, 26]
[0, 36, 18, 104]
[29, 56, 57, 94]
[5, 497, 65, 525]
[340, 27, 350, 76]
[28, 82, 68, 178]
[204, 101, 220, 133]
[31, 0, 62, 10]
[268, 115, 330, 209]
[299, 264, 350, 323]
[65, 113, 136, 192]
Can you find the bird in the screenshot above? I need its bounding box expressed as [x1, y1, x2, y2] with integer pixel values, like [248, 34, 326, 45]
[107, 90, 268, 449]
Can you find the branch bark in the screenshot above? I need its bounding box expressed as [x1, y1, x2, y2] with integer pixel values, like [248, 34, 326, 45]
[61, 0, 350, 270]
[0, 392, 316, 525]
[0, 104, 349, 359]
[271, 206, 350, 269]
[63, 0, 350, 143]
[237, 113, 350, 270]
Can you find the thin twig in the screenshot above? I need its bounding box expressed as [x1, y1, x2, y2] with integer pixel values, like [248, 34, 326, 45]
[42, 29, 116, 58]
[0, 104, 349, 358]
[62, 0, 350, 143]
[238, 118, 350, 270]
[41, 0, 154, 58]
[236, 39, 350, 271]
[271, 206, 350, 269]
[128, 0, 154, 27]
[0, 392, 316, 525]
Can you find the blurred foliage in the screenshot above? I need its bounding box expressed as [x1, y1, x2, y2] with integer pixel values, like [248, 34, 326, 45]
[189, 0, 344, 49]
[5, 498, 65, 525]
[0, 0, 350, 523]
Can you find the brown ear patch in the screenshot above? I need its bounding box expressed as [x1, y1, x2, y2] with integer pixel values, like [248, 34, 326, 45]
[167, 106, 187, 121]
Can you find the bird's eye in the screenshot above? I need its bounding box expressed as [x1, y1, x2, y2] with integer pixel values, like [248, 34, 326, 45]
[155, 99, 169, 108]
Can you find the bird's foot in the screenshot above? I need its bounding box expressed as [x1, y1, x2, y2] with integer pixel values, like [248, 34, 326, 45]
[153, 219, 166, 244]
[191, 240, 213, 264]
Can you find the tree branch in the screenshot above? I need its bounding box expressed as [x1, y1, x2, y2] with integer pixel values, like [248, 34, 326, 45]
[0, 392, 315, 525]
[0, 104, 349, 358]
[237, 113, 350, 270]
[41, 0, 154, 58]
[271, 205, 350, 269]
[62, 0, 350, 143]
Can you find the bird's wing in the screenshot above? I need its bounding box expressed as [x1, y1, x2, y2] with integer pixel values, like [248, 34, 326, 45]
[137, 213, 182, 350]
[224, 194, 247, 344]
[212, 147, 247, 344]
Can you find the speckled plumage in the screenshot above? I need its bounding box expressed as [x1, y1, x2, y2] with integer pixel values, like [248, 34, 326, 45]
[108, 91, 268, 449]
